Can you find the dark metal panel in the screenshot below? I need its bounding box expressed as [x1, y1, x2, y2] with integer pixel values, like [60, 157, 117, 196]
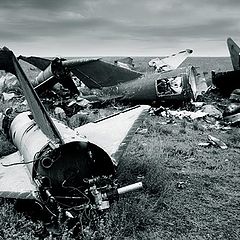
[69, 60, 143, 89]
[18, 55, 51, 71]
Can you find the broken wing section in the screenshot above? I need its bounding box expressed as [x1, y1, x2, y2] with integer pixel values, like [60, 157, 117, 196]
[149, 49, 193, 72]
[18, 55, 52, 71]
[19, 56, 143, 89]
[0, 47, 63, 144]
[65, 59, 143, 89]
[227, 38, 240, 71]
[0, 152, 36, 199]
[75, 105, 149, 163]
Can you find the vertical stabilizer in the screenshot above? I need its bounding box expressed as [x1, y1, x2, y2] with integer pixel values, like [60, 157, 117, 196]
[227, 38, 240, 71]
[0, 47, 63, 144]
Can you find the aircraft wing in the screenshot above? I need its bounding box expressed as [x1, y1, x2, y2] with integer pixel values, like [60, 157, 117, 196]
[64, 59, 143, 89]
[19, 56, 143, 89]
[149, 49, 193, 71]
[75, 105, 149, 163]
[0, 152, 36, 199]
[18, 55, 52, 71]
[227, 38, 240, 71]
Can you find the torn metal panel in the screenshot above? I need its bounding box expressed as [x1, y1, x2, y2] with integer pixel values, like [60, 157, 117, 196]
[223, 112, 240, 125]
[189, 67, 208, 99]
[113, 66, 196, 105]
[223, 102, 240, 125]
[212, 70, 240, 96]
[69, 59, 143, 89]
[18, 55, 52, 71]
[148, 49, 193, 72]
[230, 89, 240, 102]
[114, 57, 134, 70]
[208, 135, 228, 149]
[212, 38, 240, 96]
[0, 48, 64, 144]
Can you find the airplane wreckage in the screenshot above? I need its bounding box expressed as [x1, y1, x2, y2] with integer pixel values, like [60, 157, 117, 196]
[14, 48, 201, 108]
[211, 37, 240, 125]
[212, 38, 240, 96]
[0, 47, 149, 234]
[148, 49, 193, 72]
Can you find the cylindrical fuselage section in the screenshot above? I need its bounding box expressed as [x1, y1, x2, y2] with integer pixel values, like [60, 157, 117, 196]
[108, 67, 195, 105]
[36, 64, 54, 84]
[117, 74, 158, 102]
[36, 58, 69, 84]
[9, 112, 50, 174]
[9, 112, 115, 190]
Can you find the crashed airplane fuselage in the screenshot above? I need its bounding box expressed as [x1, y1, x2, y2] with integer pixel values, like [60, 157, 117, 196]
[100, 66, 197, 105]
[0, 47, 147, 225]
[18, 55, 198, 106]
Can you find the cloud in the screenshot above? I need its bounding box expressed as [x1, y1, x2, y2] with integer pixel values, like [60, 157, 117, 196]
[0, 0, 239, 56]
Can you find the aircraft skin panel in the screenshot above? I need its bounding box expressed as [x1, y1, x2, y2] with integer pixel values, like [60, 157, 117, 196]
[227, 38, 240, 71]
[69, 60, 143, 89]
[75, 105, 149, 163]
[0, 152, 36, 199]
[19, 56, 143, 89]
[161, 49, 192, 70]
[0, 48, 63, 144]
[149, 49, 193, 72]
[18, 55, 52, 71]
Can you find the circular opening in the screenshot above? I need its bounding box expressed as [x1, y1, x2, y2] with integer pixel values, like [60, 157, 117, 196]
[41, 157, 53, 169]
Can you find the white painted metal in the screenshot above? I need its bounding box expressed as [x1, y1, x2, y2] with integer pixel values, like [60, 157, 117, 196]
[10, 111, 50, 174]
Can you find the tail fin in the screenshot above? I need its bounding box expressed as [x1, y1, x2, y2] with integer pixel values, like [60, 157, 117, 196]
[0, 47, 63, 144]
[227, 38, 240, 71]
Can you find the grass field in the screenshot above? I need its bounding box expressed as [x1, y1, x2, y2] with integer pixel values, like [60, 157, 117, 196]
[0, 57, 239, 239]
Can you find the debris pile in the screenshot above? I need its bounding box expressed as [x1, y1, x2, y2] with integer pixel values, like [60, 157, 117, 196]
[223, 89, 240, 126]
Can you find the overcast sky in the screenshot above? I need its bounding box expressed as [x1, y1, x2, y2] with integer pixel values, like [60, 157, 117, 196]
[0, 0, 240, 57]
